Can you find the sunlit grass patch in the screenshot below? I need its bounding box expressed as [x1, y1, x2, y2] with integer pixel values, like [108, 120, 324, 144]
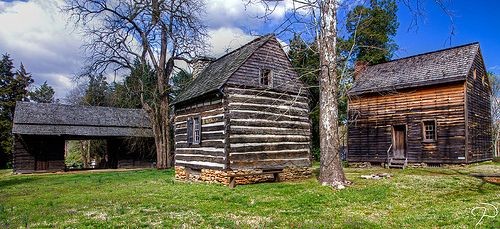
[0, 162, 498, 228]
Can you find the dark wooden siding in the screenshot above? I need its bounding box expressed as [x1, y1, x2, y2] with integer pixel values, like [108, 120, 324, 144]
[466, 51, 493, 162]
[174, 96, 227, 169]
[13, 135, 65, 173]
[226, 39, 304, 94]
[348, 82, 467, 164]
[225, 86, 311, 170]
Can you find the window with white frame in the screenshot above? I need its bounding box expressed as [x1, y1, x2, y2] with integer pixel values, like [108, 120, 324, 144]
[193, 117, 201, 144]
[423, 120, 436, 141]
[186, 117, 201, 145]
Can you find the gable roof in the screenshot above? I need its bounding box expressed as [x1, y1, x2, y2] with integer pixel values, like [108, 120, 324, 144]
[350, 42, 480, 95]
[172, 34, 275, 105]
[12, 102, 152, 137]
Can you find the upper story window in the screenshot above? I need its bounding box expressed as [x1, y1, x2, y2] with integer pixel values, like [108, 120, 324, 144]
[259, 69, 272, 87]
[186, 116, 201, 145]
[423, 120, 436, 142]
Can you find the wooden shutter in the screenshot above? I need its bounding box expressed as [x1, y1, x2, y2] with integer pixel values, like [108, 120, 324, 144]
[187, 118, 193, 144]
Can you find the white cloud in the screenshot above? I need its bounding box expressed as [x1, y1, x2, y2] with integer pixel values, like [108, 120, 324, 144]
[207, 27, 256, 57]
[204, 0, 296, 29]
[0, 0, 298, 99]
[0, 0, 83, 99]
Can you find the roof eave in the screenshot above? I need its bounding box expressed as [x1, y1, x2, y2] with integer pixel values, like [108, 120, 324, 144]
[349, 75, 467, 96]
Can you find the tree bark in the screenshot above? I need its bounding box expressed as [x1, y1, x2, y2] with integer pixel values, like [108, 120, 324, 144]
[318, 0, 347, 188]
[150, 26, 172, 169]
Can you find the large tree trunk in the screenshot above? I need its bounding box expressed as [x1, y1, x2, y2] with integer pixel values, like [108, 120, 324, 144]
[152, 26, 172, 169]
[318, 0, 347, 188]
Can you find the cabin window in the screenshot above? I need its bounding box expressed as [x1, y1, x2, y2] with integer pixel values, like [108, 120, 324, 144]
[193, 117, 201, 144]
[423, 120, 436, 141]
[186, 117, 201, 145]
[259, 69, 272, 87]
[187, 118, 193, 144]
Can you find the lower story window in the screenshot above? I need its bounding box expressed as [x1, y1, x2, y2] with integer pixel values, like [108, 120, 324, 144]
[423, 120, 436, 141]
[186, 117, 201, 145]
[193, 117, 201, 144]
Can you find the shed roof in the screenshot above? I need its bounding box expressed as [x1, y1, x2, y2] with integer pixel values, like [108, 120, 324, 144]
[350, 42, 480, 95]
[172, 34, 275, 105]
[12, 102, 152, 137]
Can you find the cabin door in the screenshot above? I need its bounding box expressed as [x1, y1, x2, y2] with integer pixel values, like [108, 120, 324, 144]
[392, 125, 406, 159]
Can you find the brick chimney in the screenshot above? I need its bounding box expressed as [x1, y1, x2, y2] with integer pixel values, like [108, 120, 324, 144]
[192, 56, 215, 78]
[354, 61, 368, 81]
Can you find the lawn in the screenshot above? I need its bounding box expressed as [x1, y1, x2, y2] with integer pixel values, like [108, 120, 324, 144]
[0, 163, 498, 228]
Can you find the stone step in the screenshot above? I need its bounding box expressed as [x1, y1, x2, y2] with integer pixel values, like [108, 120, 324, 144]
[388, 164, 404, 168]
[388, 158, 407, 169]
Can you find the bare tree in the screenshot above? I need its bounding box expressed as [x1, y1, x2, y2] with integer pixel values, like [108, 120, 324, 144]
[489, 73, 500, 157]
[317, 0, 347, 187]
[246, 0, 348, 188]
[64, 0, 208, 168]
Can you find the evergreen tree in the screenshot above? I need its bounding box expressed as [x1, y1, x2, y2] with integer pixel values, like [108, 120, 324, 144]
[30, 81, 55, 103]
[0, 55, 33, 168]
[171, 69, 193, 98]
[112, 61, 156, 109]
[84, 74, 110, 106]
[345, 0, 399, 64]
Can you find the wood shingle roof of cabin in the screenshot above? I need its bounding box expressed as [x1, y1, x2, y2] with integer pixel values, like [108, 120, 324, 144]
[172, 34, 275, 105]
[350, 42, 480, 95]
[12, 102, 152, 137]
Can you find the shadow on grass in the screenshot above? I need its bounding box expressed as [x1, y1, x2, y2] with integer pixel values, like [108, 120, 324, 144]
[0, 176, 42, 189]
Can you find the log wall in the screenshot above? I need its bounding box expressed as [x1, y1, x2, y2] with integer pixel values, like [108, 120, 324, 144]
[13, 135, 65, 173]
[226, 38, 304, 94]
[174, 96, 227, 170]
[466, 51, 493, 162]
[225, 86, 311, 170]
[348, 82, 468, 164]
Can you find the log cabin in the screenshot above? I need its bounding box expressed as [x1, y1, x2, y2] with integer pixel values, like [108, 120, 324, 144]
[172, 34, 312, 185]
[348, 42, 493, 168]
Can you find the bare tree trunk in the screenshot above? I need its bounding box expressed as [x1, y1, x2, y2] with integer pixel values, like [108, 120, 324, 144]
[151, 26, 172, 169]
[318, 0, 347, 188]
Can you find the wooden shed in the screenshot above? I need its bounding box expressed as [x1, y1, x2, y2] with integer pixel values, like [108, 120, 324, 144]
[12, 102, 154, 173]
[172, 34, 312, 184]
[348, 43, 492, 167]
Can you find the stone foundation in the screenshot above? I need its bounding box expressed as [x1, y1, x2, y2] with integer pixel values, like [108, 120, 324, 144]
[175, 166, 312, 185]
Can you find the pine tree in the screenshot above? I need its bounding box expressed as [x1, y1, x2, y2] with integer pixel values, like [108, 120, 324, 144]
[30, 81, 55, 103]
[171, 70, 193, 98]
[84, 75, 110, 106]
[0, 55, 33, 168]
[345, 0, 399, 64]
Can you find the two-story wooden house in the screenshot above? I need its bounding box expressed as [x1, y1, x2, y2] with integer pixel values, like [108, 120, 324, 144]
[172, 34, 312, 185]
[348, 43, 492, 167]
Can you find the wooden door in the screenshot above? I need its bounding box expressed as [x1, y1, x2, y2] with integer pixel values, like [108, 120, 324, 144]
[392, 125, 406, 159]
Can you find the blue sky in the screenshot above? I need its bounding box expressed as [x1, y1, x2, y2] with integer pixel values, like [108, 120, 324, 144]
[0, 0, 498, 98]
[394, 0, 499, 74]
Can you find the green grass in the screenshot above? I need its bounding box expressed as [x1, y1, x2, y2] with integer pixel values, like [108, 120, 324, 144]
[0, 163, 498, 228]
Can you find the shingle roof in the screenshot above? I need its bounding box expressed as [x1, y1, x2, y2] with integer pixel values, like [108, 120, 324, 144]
[350, 42, 480, 95]
[12, 102, 152, 137]
[172, 34, 275, 105]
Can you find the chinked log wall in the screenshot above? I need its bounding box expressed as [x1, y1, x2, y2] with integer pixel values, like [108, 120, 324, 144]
[348, 82, 467, 164]
[466, 52, 493, 162]
[225, 86, 312, 170]
[174, 97, 227, 170]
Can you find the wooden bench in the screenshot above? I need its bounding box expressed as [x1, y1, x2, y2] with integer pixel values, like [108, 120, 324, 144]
[227, 170, 283, 189]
